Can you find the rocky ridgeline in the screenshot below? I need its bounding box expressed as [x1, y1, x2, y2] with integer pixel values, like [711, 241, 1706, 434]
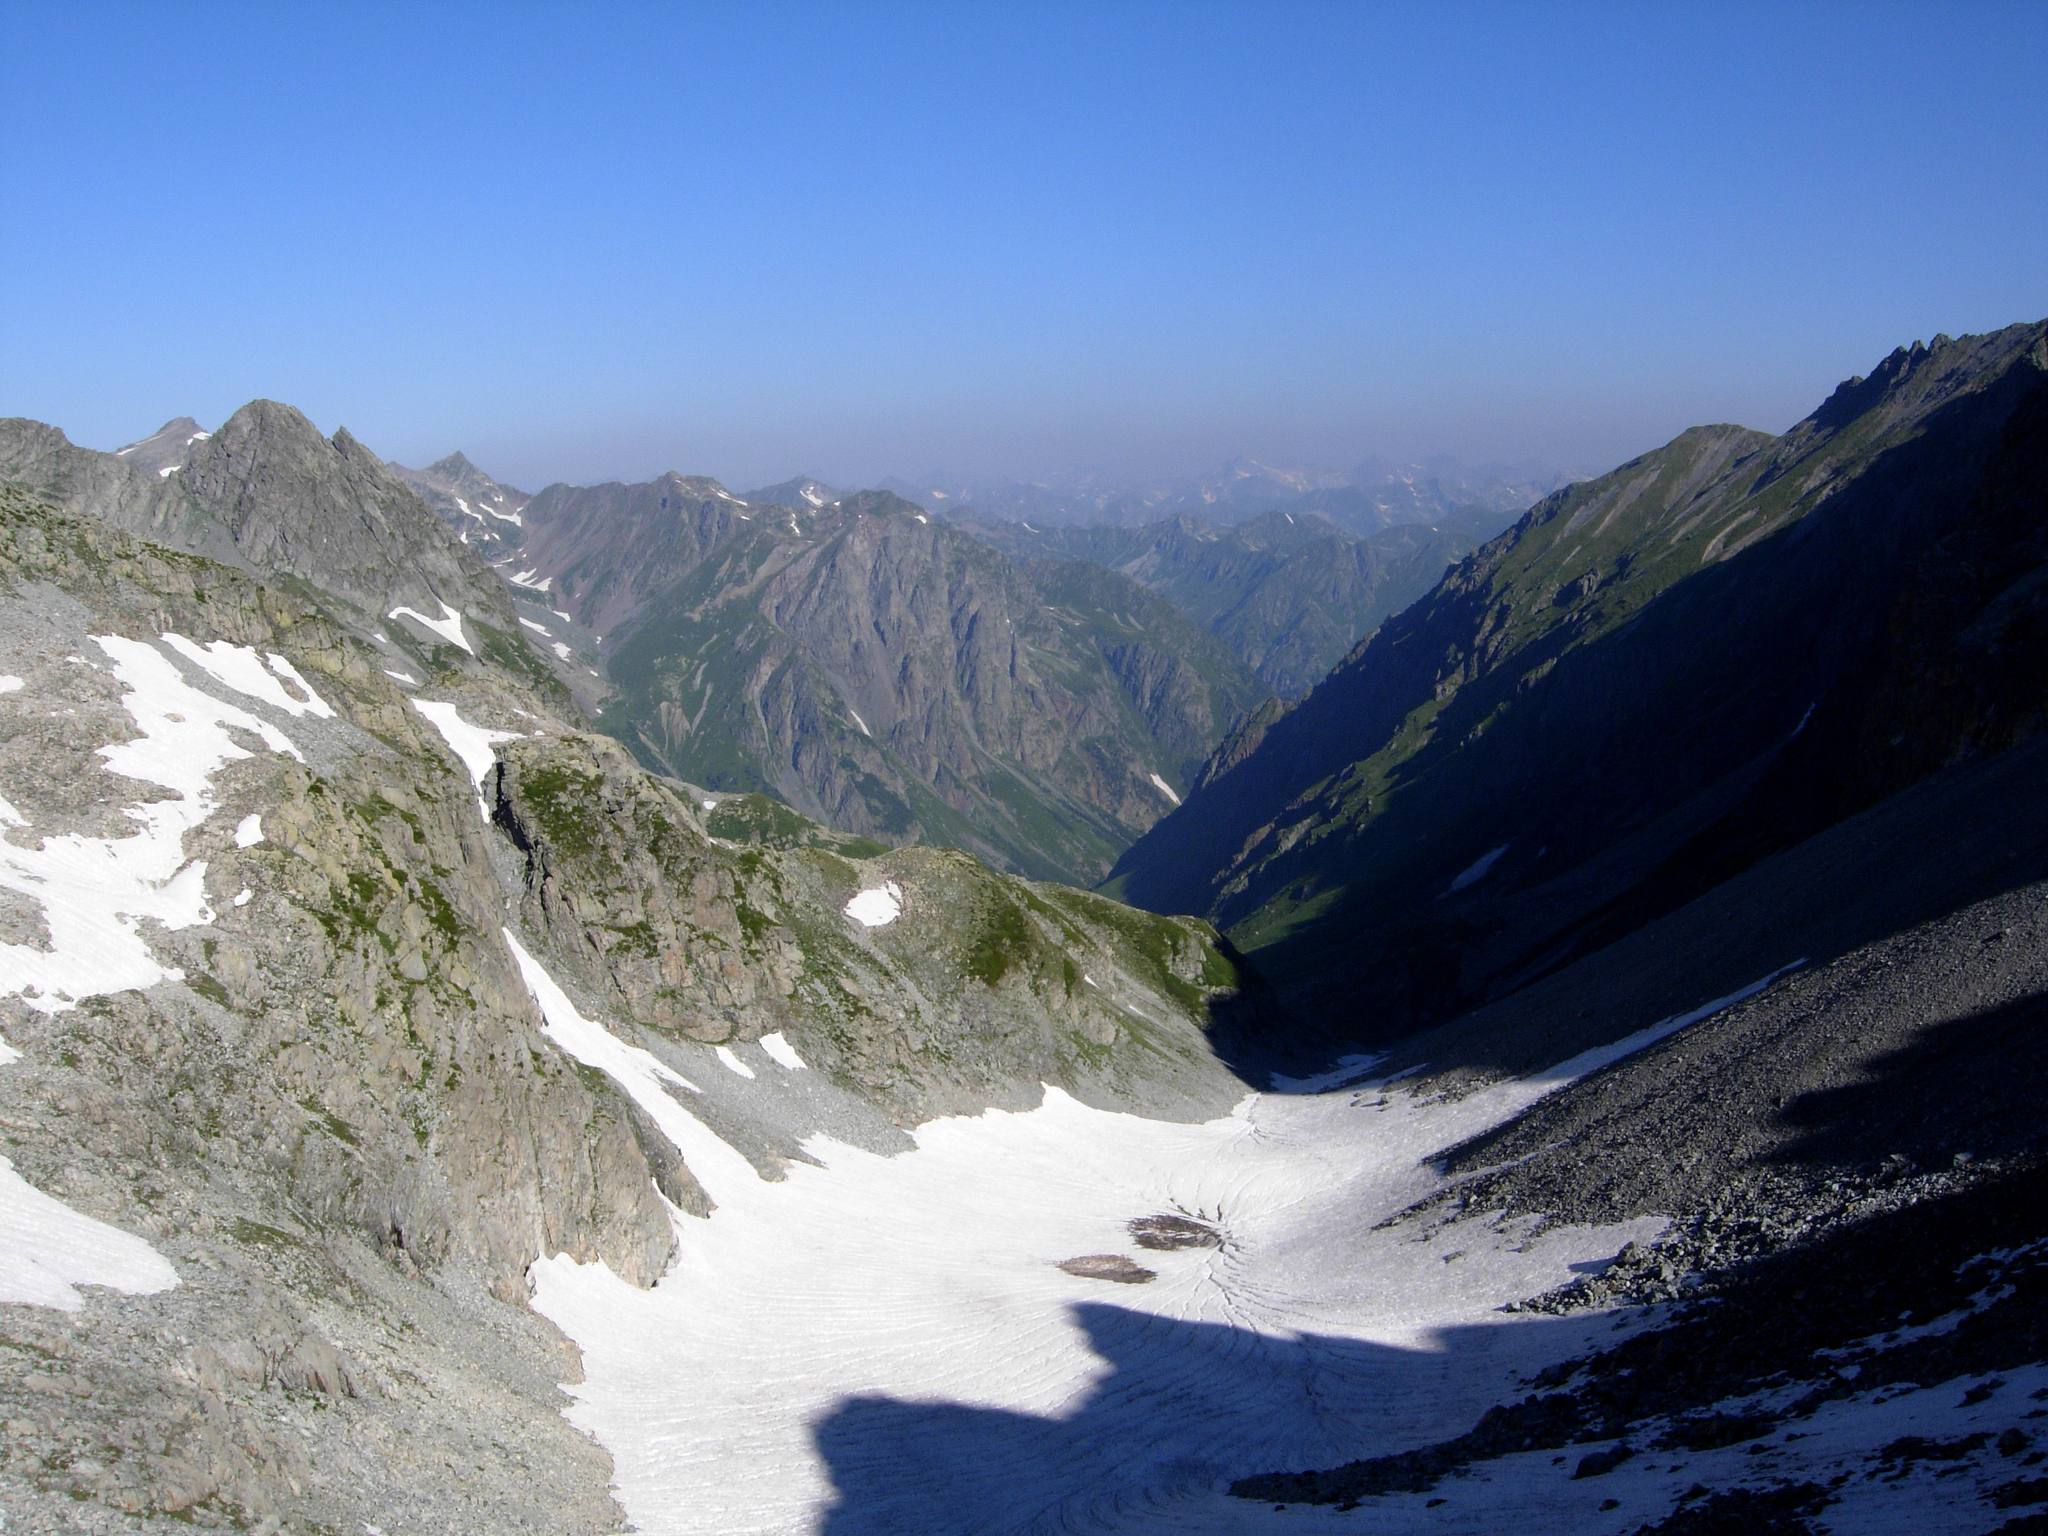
[492, 731, 1268, 1125]
[0, 481, 1273, 1531]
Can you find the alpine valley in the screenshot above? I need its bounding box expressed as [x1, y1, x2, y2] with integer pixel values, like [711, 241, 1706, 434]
[0, 318, 2044, 1536]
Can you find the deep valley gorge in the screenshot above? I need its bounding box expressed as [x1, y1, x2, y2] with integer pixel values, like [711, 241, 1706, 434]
[3, 318, 2047, 1536]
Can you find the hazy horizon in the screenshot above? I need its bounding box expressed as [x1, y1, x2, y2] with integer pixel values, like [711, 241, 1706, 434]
[5, 4, 2043, 495]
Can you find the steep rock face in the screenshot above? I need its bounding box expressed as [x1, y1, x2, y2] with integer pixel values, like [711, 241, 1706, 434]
[0, 414, 224, 558]
[1109, 320, 2048, 1035]
[3, 402, 529, 658]
[0, 489, 675, 1530]
[516, 471, 755, 636]
[600, 494, 1267, 884]
[0, 489, 674, 1297]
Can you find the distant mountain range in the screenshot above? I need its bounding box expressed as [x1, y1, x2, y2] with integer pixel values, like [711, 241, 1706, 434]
[875, 454, 1574, 536]
[391, 450, 534, 562]
[945, 504, 1511, 699]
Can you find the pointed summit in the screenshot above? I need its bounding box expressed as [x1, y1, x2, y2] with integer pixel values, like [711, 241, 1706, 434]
[111, 416, 211, 478]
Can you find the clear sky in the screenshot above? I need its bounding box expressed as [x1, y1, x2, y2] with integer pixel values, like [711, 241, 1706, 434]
[3, 2, 2044, 492]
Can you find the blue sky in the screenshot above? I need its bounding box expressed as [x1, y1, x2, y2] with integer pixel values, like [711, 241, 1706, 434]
[3, 2, 2043, 491]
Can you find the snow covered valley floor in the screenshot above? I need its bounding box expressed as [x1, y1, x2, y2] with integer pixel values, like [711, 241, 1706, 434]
[522, 982, 1738, 1536]
[522, 935, 2048, 1536]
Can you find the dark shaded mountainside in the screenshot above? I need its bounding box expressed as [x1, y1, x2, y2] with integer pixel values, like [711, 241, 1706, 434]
[1111, 320, 2048, 1035]
[0, 398, 1284, 1530]
[947, 503, 1510, 698]
[429, 469, 1269, 885]
[1177, 321, 2048, 1524]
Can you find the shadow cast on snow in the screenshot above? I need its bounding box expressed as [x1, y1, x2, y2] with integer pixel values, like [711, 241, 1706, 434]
[811, 1297, 1598, 1535]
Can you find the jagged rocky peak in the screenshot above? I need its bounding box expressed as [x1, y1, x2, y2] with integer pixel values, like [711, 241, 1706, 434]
[111, 415, 211, 477]
[183, 399, 517, 629]
[394, 448, 535, 561]
[1803, 321, 2048, 439]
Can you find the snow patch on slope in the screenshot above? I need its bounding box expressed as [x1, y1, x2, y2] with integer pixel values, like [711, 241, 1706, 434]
[843, 882, 902, 927]
[0, 636, 303, 1014]
[387, 600, 473, 654]
[1448, 843, 1509, 893]
[500, 930, 758, 1200]
[0, 1154, 179, 1311]
[759, 1033, 805, 1070]
[161, 635, 335, 719]
[410, 700, 519, 813]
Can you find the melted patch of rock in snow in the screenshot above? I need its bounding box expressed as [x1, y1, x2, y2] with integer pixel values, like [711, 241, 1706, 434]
[843, 882, 903, 928]
[0, 636, 303, 1014]
[161, 634, 335, 719]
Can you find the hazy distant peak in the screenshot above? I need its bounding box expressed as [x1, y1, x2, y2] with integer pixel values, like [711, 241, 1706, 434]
[742, 475, 844, 510]
[424, 450, 482, 480]
[111, 415, 211, 476]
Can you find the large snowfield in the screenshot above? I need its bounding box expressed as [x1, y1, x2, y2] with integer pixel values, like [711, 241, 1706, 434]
[520, 931, 1713, 1536]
